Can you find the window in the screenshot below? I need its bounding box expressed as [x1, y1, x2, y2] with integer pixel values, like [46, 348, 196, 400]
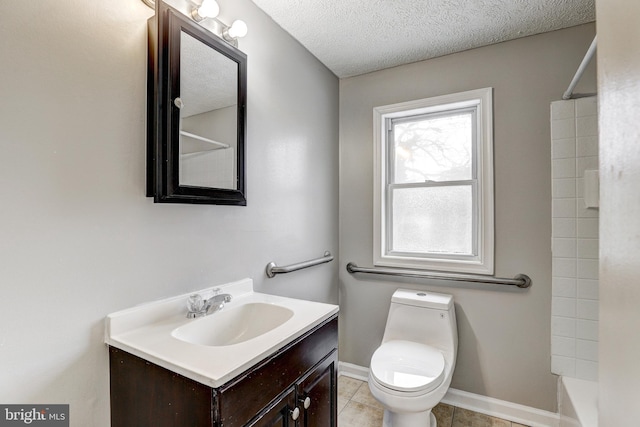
[373, 88, 494, 274]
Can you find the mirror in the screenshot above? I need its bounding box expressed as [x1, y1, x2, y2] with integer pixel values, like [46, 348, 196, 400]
[179, 31, 238, 189]
[147, 2, 247, 205]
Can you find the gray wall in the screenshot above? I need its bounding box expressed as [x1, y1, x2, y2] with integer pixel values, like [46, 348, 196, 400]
[339, 23, 596, 412]
[0, 0, 338, 425]
[596, 0, 640, 423]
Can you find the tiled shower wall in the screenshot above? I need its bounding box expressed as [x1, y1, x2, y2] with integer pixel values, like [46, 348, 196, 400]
[550, 97, 599, 381]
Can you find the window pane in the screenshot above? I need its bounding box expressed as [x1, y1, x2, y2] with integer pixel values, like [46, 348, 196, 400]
[393, 112, 473, 183]
[391, 186, 473, 255]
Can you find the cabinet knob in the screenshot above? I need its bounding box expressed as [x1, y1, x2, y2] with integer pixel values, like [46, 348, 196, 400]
[299, 396, 311, 409]
[290, 407, 300, 421]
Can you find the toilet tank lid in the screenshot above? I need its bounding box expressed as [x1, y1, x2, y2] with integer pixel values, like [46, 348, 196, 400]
[392, 289, 453, 310]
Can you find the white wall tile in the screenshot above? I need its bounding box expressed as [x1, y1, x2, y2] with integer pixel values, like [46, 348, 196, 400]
[576, 116, 598, 137]
[552, 316, 576, 338]
[552, 336, 576, 357]
[576, 319, 599, 341]
[577, 136, 598, 157]
[577, 299, 599, 320]
[552, 118, 576, 139]
[550, 96, 599, 381]
[553, 178, 576, 198]
[577, 258, 599, 279]
[576, 176, 584, 199]
[553, 258, 577, 278]
[552, 355, 576, 376]
[576, 339, 599, 361]
[553, 276, 577, 297]
[553, 238, 577, 258]
[577, 199, 599, 218]
[575, 360, 598, 381]
[578, 279, 599, 300]
[552, 138, 576, 159]
[551, 100, 576, 120]
[577, 239, 599, 259]
[553, 158, 576, 178]
[553, 199, 577, 218]
[553, 218, 577, 238]
[553, 296, 577, 317]
[576, 97, 597, 117]
[576, 156, 599, 177]
[577, 218, 599, 238]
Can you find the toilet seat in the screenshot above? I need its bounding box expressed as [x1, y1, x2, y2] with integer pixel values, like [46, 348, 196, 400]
[370, 340, 445, 394]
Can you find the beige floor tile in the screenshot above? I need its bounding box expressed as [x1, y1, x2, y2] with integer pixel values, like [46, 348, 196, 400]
[452, 407, 511, 427]
[338, 375, 364, 401]
[338, 377, 520, 427]
[432, 403, 454, 427]
[338, 400, 384, 427]
[350, 382, 384, 410]
[337, 395, 349, 414]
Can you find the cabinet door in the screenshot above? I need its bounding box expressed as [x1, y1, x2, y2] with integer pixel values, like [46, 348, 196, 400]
[245, 388, 299, 427]
[298, 351, 337, 427]
[218, 317, 338, 427]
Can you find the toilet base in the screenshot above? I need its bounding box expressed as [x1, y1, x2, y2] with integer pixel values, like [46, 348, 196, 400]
[382, 408, 437, 427]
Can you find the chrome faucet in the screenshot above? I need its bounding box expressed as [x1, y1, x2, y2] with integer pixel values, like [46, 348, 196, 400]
[186, 289, 233, 318]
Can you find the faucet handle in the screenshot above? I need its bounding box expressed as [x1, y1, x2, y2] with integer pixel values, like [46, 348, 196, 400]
[212, 287, 221, 296]
[187, 294, 204, 313]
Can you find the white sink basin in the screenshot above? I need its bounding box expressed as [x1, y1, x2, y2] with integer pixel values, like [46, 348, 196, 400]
[105, 278, 339, 388]
[171, 302, 294, 347]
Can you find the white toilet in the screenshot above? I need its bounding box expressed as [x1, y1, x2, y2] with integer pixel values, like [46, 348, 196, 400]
[368, 289, 458, 427]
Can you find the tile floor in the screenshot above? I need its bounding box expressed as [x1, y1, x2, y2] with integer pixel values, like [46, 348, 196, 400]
[338, 376, 530, 427]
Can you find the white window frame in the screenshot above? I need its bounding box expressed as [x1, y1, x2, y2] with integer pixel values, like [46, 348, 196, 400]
[373, 88, 494, 275]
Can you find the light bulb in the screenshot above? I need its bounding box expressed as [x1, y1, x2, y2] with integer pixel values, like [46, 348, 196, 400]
[196, 0, 219, 19]
[228, 20, 248, 39]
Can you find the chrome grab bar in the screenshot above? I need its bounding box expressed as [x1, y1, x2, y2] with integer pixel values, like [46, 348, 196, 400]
[266, 251, 334, 278]
[346, 262, 532, 288]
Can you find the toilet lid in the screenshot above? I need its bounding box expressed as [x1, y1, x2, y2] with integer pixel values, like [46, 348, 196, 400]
[371, 340, 445, 393]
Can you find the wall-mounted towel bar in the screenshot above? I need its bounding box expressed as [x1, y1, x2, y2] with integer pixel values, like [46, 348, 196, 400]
[266, 251, 334, 278]
[346, 262, 532, 288]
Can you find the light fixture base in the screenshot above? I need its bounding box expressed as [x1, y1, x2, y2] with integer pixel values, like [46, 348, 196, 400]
[221, 28, 239, 47]
[190, 7, 205, 22]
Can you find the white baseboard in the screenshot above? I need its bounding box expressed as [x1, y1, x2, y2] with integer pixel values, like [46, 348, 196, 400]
[338, 362, 560, 427]
[442, 388, 560, 427]
[338, 361, 370, 381]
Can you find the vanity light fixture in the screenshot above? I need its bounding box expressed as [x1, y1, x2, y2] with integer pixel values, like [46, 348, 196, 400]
[191, 1, 248, 47]
[190, 0, 220, 22]
[222, 20, 248, 43]
[139, 0, 248, 47]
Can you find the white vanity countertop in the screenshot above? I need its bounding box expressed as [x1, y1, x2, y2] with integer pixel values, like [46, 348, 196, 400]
[105, 278, 339, 388]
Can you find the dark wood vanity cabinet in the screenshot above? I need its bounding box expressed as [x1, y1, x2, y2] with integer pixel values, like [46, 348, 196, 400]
[297, 354, 336, 427]
[245, 387, 296, 427]
[109, 315, 337, 427]
[244, 353, 335, 427]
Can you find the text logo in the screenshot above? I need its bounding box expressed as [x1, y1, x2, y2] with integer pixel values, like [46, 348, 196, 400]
[0, 405, 68, 426]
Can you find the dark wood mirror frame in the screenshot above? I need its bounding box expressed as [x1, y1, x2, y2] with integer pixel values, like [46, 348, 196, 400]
[147, 1, 247, 205]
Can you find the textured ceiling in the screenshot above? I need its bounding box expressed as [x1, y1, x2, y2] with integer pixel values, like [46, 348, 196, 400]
[250, 0, 595, 78]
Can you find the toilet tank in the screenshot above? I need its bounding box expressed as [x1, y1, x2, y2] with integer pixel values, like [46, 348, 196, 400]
[381, 289, 458, 356]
